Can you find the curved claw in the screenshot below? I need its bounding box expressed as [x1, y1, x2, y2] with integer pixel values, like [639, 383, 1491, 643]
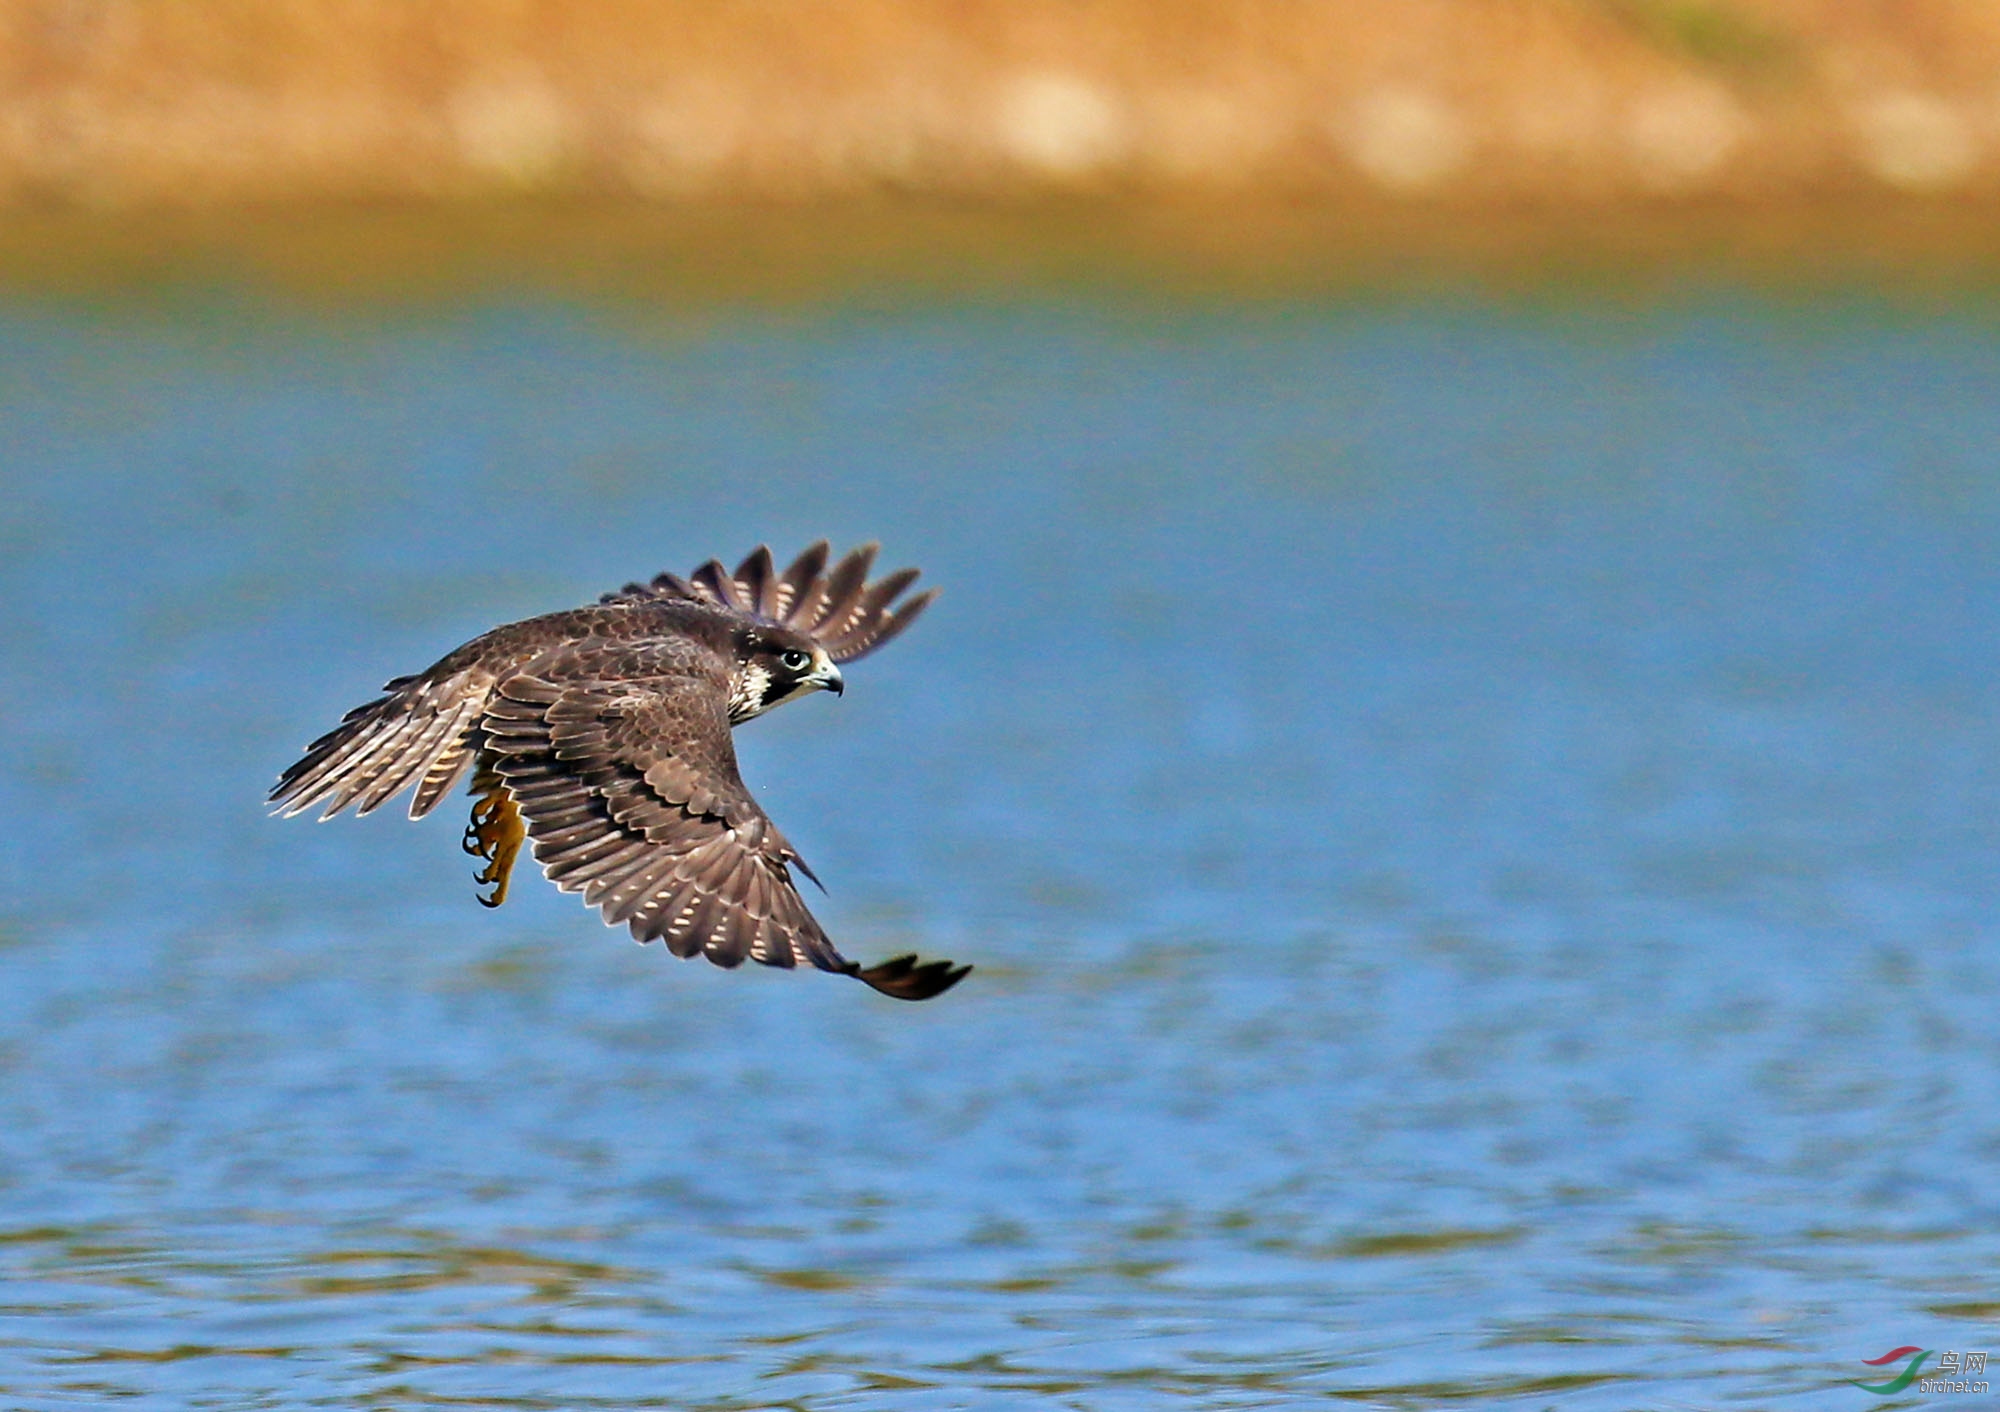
[463, 775, 525, 909]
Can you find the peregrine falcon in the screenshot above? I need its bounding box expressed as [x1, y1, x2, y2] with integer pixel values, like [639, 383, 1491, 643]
[271, 543, 968, 1001]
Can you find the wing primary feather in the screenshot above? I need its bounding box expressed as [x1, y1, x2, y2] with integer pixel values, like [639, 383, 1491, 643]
[844, 566, 920, 633]
[579, 847, 666, 905]
[776, 541, 830, 620]
[702, 892, 750, 967]
[409, 705, 483, 818]
[824, 581, 935, 662]
[546, 836, 649, 885]
[274, 711, 402, 817]
[668, 891, 725, 961]
[876, 588, 939, 647]
[602, 854, 679, 926]
[734, 546, 777, 617]
[274, 662, 491, 818]
[812, 542, 878, 636]
[353, 700, 470, 816]
[689, 559, 746, 611]
[533, 816, 616, 849]
[786, 850, 825, 893]
[826, 564, 912, 651]
[319, 715, 433, 818]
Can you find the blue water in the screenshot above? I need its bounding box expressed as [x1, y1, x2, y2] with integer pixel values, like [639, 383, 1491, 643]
[3, 292, 2000, 1408]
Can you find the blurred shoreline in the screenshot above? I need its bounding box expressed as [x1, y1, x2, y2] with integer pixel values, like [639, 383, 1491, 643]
[4, 0, 2000, 209]
[2, 197, 1997, 308]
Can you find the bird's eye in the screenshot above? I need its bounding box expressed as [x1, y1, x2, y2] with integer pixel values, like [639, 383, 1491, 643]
[779, 649, 813, 673]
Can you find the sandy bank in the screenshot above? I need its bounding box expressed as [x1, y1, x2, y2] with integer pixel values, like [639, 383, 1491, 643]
[2, 0, 1999, 207]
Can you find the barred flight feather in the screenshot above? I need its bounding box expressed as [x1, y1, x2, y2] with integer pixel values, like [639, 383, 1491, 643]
[598, 542, 934, 665]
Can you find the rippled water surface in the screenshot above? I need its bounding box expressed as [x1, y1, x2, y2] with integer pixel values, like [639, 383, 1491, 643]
[4, 290, 2000, 1409]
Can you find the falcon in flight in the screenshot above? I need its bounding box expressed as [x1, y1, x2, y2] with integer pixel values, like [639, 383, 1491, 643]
[271, 542, 967, 1001]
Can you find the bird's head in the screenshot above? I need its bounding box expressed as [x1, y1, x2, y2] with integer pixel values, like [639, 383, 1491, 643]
[728, 627, 843, 723]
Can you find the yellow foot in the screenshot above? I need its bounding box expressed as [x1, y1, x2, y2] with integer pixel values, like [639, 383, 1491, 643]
[462, 771, 526, 909]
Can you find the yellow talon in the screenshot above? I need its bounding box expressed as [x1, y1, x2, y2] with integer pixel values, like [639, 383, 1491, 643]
[462, 768, 525, 909]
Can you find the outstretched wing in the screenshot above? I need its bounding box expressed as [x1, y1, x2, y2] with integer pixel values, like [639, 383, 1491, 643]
[602, 541, 936, 664]
[482, 665, 967, 1001]
[270, 664, 494, 821]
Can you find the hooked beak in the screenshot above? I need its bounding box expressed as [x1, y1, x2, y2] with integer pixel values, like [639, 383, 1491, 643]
[815, 662, 844, 697]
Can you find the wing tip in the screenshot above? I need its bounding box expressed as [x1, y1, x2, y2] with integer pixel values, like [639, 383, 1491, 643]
[847, 953, 972, 1002]
[668, 540, 935, 660]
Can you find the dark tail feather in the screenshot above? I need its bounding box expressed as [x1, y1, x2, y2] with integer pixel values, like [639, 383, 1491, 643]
[845, 953, 971, 1001]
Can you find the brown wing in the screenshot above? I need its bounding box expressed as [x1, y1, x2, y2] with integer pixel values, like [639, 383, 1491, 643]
[268, 608, 674, 824]
[270, 665, 494, 821]
[480, 666, 968, 1000]
[601, 541, 937, 664]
